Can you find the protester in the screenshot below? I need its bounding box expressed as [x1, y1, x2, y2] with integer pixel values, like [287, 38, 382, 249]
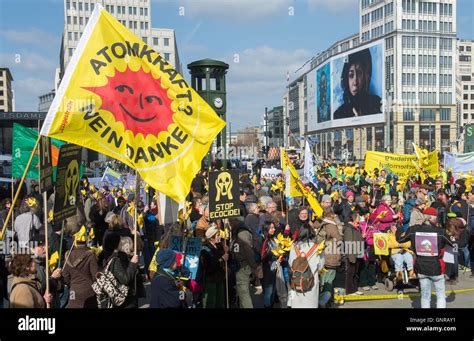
[230, 218, 258, 308]
[343, 213, 364, 295]
[397, 208, 451, 308]
[199, 224, 227, 308]
[287, 222, 324, 308]
[9, 254, 48, 308]
[62, 227, 99, 308]
[150, 249, 183, 308]
[14, 199, 42, 248]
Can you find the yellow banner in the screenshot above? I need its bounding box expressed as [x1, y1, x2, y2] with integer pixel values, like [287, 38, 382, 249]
[374, 233, 389, 256]
[364, 150, 438, 178]
[281, 148, 301, 197]
[281, 149, 323, 217]
[40, 5, 225, 202]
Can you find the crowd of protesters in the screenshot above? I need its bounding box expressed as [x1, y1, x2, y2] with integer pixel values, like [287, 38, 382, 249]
[0, 158, 472, 309]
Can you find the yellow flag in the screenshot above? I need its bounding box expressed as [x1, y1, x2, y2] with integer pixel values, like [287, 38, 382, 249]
[281, 148, 323, 217]
[40, 5, 225, 202]
[49, 251, 59, 271]
[374, 233, 389, 256]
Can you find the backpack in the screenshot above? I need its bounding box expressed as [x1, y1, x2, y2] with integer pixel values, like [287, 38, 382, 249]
[289, 243, 319, 293]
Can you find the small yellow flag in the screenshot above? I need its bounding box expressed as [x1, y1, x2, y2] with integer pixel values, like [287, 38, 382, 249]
[374, 233, 389, 256]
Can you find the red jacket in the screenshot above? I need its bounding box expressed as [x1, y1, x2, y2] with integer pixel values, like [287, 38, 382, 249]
[369, 202, 397, 232]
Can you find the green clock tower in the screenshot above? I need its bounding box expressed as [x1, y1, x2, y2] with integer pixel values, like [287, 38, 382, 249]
[187, 59, 229, 169]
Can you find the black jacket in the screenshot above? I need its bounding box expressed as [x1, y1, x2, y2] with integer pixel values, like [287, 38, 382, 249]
[397, 223, 452, 277]
[334, 199, 354, 224]
[232, 223, 257, 270]
[150, 269, 182, 308]
[199, 242, 225, 284]
[107, 251, 140, 308]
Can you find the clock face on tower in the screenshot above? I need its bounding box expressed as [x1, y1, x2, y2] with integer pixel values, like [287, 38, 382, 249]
[213, 97, 223, 109]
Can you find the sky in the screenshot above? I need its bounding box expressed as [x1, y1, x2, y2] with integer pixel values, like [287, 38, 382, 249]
[0, 0, 473, 130]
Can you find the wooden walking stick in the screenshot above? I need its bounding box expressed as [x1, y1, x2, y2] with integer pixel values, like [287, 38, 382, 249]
[0, 135, 41, 240]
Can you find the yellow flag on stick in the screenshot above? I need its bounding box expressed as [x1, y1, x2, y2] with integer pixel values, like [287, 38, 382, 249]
[281, 148, 323, 217]
[374, 233, 389, 256]
[40, 4, 225, 202]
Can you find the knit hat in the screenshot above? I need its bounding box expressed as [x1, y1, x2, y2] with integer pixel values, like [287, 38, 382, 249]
[423, 207, 438, 217]
[321, 194, 332, 203]
[345, 191, 355, 199]
[156, 249, 177, 269]
[205, 224, 219, 239]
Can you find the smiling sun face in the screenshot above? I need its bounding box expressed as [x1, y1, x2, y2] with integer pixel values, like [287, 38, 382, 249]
[83, 67, 174, 137]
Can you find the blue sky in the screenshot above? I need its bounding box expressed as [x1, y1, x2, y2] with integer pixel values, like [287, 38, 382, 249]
[1, 0, 473, 130]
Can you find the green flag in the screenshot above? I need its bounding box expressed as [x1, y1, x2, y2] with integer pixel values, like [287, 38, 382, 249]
[12, 123, 65, 179]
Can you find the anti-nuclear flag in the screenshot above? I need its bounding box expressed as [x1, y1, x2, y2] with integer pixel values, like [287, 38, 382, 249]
[12, 123, 65, 179]
[281, 148, 323, 218]
[40, 4, 225, 202]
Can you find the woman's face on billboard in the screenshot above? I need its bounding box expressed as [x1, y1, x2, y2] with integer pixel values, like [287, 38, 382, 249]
[348, 63, 365, 96]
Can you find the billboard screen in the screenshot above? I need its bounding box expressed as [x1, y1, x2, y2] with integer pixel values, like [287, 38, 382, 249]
[307, 40, 385, 132]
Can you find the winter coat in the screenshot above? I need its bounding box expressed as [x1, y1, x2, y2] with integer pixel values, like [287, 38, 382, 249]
[387, 230, 412, 255]
[150, 269, 182, 308]
[261, 237, 278, 287]
[343, 223, 363, 263]
[9, 276, 45, 308]
[369, 202, 397, 232]
[402, 198, 416, 231]
[409, 207, 426, 227]
[287, 240, 324, 308]
[333, 199, 354, 224]
[199, 242, 225, 284]
[232, 223, 257, 271]
[107, 251, 140, 308]
[320, 217, 343, 268]
[14, 212, 42, 247]
[397, 223, 450, 276]
[62, 245, 99, 308]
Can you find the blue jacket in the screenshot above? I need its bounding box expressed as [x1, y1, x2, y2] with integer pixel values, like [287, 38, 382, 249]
[402, 198, 417, 232]
[150, 270, 181, 308]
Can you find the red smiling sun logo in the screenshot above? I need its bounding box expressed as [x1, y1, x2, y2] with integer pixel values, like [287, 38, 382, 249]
[83, 67, 174, 137]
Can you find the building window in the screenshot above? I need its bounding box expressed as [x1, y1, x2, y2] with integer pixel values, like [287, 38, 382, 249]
[145, 8, 148, 16]
[129, 7, 133, 15]
[375, 127, 384, 152]
[403, 108, 414, 121]
[74, 32, 78, 41]
[440, 108, 451, 121]
[420, 125, 436, 151]
[66, 1, 70, 10]
[405, 126, 414, 154]
[142, 37, 147, 44]
[153, 37, 159, 45]
[441, 125, 450, 153]
[68, 32, 72, 40]
[467, 46, 472, 52]
[134, 7, 137, 15]
[164, 38, 170, 46]
[134, 21, 138, 29]
[69, 48, 74, 57]
[140, 7, 144, 16]
[79, 17, 83, 25]
[140, 22, 144, 30]
[164, 53, 170, 61]
[420, 109, 435, 121]
[67, 16, 71, 25]
[460, 55, 471, 62]
[73, 16, 77, 25]
[464, 104, 469, 110]
[145, 22, 148, 29]
[78, 2, 82, 11]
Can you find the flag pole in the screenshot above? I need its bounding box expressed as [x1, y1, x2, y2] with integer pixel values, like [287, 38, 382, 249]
[39, 136, 51, 309]
[0, 135, 41, 241]
[134, 172, 141, 256]
[223, 218, 229, 309]
[10, 177, 15, 256]
[43, 190, 50, 309]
